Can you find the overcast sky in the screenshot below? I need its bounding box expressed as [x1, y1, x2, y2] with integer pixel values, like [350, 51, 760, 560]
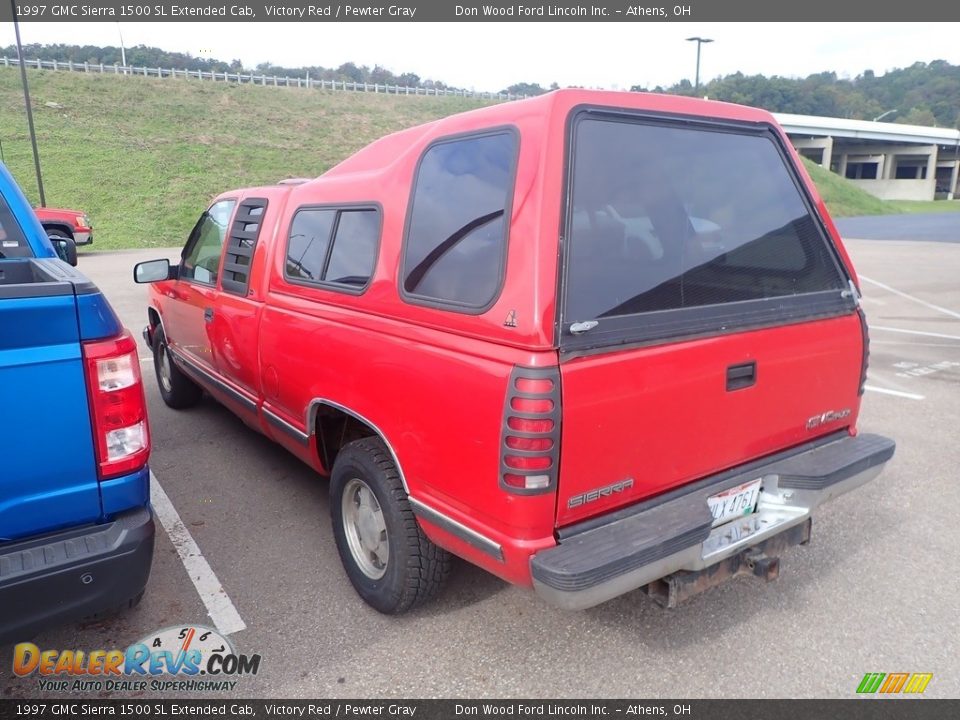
[1, 22, 957, 92]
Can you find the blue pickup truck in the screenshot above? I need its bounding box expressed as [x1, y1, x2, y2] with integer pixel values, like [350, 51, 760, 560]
[0, 163, 154, 643]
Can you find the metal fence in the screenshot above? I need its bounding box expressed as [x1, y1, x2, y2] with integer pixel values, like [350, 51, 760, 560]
[0, 56, 526, 101]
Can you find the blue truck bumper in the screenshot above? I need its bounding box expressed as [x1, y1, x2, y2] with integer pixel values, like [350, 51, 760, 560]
[0, 506, 155, 644]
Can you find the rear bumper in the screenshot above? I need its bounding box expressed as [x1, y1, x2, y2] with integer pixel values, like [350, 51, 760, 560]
[0, 506, 155, 643]
[531, 432, 895, 610]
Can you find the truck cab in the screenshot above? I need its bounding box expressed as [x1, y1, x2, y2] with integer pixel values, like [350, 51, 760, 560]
[0, 163, 153, 642]
[136, 90, 894, 613]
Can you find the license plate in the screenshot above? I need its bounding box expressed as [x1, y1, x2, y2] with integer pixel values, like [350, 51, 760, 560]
[707, 478, 762, 528]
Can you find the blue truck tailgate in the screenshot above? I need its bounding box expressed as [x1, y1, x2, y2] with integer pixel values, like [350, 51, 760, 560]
[0, 259, 103, 541]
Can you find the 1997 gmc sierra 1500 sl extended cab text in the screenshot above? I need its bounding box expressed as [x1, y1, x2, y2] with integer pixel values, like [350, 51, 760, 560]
[135, 90, 895, 614]
[0, 162, 152, 642]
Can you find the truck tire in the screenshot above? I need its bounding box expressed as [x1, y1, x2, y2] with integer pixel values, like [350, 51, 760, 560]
[330, 437, 451, 614]
[152, 326, 202, 409]
[44, 226, 73, 240]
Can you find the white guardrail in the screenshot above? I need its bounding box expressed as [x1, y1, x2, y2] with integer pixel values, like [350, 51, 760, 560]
[0, 56, 526, 100]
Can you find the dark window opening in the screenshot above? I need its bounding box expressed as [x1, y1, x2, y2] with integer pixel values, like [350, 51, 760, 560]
[402, 131, 516, 310]
[0, 194, 30, 258]
[895, 164, 926, 180]
[563, 115, 848, 340]
[285, 207, 379, 291]
[845, 162, 878, 180]
[798, 148, 825, 164]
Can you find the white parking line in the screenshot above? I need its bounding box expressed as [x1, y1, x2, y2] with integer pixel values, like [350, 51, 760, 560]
[871, 325, 960, 341]
[860, 275, 960, 321]
[149, 472, 247, 636]
[863, 385, 925, 401]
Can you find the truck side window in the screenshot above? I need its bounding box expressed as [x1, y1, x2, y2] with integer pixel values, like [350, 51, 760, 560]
[0, 194, 30, 258]
[285, 206, 380, 291]
[325, 210, 380, 287]
[181, 199, 236, 285]
[401, 130, 517, 311]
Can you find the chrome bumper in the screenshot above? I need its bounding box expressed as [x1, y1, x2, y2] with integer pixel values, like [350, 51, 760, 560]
[532, 433, 895, 610]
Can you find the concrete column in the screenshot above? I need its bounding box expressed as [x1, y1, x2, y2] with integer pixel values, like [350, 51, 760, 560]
[881, 153, 893, 180]
[949, 160, 959, 200]
[925, 146, 938, 182]
[821, 136, 833, 169]
[838, 153, 848, 178]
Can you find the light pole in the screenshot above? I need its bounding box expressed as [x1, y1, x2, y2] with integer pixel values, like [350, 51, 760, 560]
[10, 0, 46, 206]
[873, 109, 898, 122]
[117, 23, 127, 69]
[686, 36, 713, 95]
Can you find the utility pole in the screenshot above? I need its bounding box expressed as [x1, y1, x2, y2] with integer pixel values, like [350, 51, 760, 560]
[11, 0, 46, 206]
[117, 22, 127, 69]
[685, 36, 714, 96]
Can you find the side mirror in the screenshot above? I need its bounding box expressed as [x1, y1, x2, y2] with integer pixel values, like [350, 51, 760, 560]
[50, 236, 78, 266]
[134, 258, 176, 283]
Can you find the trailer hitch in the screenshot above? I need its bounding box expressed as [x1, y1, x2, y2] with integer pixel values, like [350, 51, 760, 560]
[642, 518, 812, 609]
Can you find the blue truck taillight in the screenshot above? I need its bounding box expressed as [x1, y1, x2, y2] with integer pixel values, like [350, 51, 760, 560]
[82, 330, 150, 480]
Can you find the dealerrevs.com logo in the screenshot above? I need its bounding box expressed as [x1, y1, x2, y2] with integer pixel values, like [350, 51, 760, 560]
[13, 624, 261, 693]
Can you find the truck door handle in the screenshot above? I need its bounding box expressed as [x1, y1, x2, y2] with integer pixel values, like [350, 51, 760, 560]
[726, 361, 756, 391]
[204, 307, 214, 323]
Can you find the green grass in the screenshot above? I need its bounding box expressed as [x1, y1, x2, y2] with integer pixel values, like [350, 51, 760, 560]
[0, 69, 489, 249]
[798, 158, 895, 218]
[2, 69, 956, 249]
[800, 157, 960, 217]
[887, 199, 960, 213]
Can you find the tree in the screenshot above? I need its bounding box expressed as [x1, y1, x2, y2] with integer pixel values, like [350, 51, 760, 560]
[502, 82, 547, 96]
[898, 108, 938, 126]
[628, 60, 959, 127]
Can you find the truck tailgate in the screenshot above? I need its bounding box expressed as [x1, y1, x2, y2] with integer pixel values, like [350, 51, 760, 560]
[556, 314, 864, 527]
[0, 265, 102, 541]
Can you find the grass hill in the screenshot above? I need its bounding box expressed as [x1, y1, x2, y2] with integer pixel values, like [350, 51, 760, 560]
[799, 158, 894, 217]
[1, 69, 953, 250]
[0, 69, 488, 249]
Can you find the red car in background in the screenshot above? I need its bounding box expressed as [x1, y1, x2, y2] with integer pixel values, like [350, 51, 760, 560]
[34, 206, 93, 245]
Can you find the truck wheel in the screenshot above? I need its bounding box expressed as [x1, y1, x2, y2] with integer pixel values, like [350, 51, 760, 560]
[45, 226, 73, 240]
[330, 437, 451, 614]
[152, 326, 202, 409]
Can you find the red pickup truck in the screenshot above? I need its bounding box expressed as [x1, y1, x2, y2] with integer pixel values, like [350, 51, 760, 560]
[135, 90, 895, 614]
[34, 206, 94, 245]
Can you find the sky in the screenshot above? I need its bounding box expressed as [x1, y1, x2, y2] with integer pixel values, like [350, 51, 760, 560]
[0, 22, 958, 92]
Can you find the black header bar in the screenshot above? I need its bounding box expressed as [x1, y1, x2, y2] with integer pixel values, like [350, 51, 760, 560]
[1, 0, 958, 22]
[1, 700, 959, 719]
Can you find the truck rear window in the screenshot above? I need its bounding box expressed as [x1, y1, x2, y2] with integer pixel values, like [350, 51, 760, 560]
[0, 194, 31, 258]
[562, 113, 850, 345]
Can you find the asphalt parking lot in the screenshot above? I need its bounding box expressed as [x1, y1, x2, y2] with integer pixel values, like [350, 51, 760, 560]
[2, 218, 959, 699]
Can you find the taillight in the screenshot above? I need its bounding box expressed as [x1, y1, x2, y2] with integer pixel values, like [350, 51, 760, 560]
[83, 330, 150, 479]
[857, 308, 870, 395]
[500, 366, 561, 494]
